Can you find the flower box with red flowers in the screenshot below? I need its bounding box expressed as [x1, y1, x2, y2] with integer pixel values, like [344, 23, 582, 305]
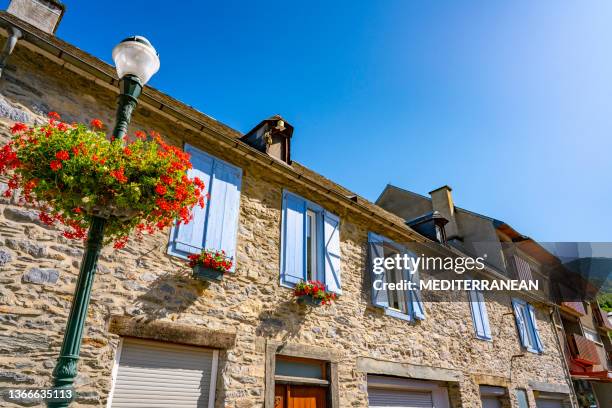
[293, 280, 338, 306]
[188, 250, 233, 282]
[0, 113, 206, 248]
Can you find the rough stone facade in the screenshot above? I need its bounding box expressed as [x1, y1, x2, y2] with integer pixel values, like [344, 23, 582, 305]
[0, 21, 574, 408]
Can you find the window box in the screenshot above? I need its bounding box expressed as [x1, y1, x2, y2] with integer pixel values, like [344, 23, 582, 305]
[192, 264, 225, 282]
[187, 249, 233, 283]
[296, 294, 324, 307]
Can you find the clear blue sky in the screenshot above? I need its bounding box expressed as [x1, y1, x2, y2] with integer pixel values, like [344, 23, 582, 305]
[10, 1, 612, 241]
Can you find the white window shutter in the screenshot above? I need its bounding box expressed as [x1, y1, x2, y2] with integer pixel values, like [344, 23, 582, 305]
[407, 253, 425, 320]
[281, 191, 306, 286]
[469, 289, 492, 340]
[512, 299, 529, 348]
[203, 160, 242, 269]
[323, 211, 341, 294]
[528, 304, 544, 352]
[168, 146, 214, 256]
[368, 232, 389, 308]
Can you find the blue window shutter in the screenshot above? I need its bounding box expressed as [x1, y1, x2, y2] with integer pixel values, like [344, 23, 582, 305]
[407, 254, 425, 320]
[368, 232, 388, 308]
[323, 211, 342, 295]
[469, 289, 492, 340]
[203, 160, 242, 270]
[512, 299, 529, 348]
[168, 145, 214, 257]
[281, 191, 306, 286]
[527, 304, 544, 352]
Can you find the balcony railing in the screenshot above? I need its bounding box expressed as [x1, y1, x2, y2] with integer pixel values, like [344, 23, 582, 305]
[567, 333, 600, 366]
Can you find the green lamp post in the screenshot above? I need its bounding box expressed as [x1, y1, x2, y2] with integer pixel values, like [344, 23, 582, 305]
[48, 36, 160, 408]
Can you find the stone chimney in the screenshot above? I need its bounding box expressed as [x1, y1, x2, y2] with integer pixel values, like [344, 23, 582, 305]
[240, 115, 294, 165]
[7, 0, 65, 34]
[429, 185, 460, 240]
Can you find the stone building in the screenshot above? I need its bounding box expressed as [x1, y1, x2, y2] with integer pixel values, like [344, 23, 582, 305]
[0, 2, 577, 407]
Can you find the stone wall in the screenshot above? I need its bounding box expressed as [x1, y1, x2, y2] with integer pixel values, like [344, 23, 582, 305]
[0, 41, 573, 408]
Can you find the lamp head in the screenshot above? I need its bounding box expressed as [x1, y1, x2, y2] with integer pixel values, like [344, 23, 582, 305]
[112, 36, 160, 85]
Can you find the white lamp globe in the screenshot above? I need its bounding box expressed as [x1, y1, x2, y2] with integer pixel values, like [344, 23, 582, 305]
[112, 36, 160, 85]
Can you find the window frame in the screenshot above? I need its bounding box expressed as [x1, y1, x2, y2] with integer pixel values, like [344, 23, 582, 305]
[166, 145, 243, 266]
[512, 298, 543, 354]
[279, 190, 328, 289]
[368, 232, 424, 322]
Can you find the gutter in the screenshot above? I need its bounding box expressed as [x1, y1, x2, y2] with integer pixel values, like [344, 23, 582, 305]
[0, 12, 426, 244]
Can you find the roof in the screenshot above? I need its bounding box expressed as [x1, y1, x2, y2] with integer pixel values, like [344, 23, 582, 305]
[379, 184, 560, 266]
[0, 11, 426, 244]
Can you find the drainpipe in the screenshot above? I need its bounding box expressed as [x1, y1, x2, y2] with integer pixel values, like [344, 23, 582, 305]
[0, 25, 22, 78]
[550, 306, 580, 408]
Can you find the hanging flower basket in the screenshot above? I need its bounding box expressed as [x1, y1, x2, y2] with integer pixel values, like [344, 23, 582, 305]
[293, 280, 338, 306]
[0, 113, 207, 247]
[188, 249, 233, 282]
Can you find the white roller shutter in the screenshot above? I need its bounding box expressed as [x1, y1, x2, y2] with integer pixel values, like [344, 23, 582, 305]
[368, 388, 434, 408]
[109, 338, 217, 408]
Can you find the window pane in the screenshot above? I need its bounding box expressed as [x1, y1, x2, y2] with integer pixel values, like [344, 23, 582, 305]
[275, 359, 324, 379]
[515, 389, 529, 408]
[306, 210, 316, 281]
[522, 307, 536, 349]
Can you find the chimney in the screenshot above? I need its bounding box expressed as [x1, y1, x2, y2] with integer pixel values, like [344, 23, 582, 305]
[241, 115, 294, 165]
[429, 185, 460, 240]
[7, 0, 65, 34]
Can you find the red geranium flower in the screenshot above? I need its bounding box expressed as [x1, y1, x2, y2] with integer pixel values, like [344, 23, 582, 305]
[50, 160, 62, 171]
[155, 184, 167, 195]
[47, 111, 61, 121]
[55, 150, 70, 161]
[90, 119, 104, 129]
[10, 123, 28, 134]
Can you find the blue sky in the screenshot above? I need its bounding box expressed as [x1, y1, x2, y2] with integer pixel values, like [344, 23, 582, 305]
[11, 1, 612, 241]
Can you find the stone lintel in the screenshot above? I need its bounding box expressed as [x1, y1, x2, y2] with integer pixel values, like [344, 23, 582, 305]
[472, 374, 511, 387]
[356, 357, 462, 383]
[272, 341, 343, 363]
[528, 381, 571, 394]
[107, 315, 236, 349]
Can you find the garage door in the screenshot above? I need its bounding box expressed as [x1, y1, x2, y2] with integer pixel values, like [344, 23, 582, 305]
[109, 338, 218, 408]
[535, 399, 564, 408]
[368, 388, 434, 408]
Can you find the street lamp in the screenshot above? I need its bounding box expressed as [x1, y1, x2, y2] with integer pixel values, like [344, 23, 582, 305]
[111, 36, 160, 140]
[48, 36, 159, 408]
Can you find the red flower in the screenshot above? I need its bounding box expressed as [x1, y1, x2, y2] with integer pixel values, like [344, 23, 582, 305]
[50, 160, 62, 171]
[155, 184, 167, 195]
[55, 150, 70, 161]
[193, 176, 205, 189]
[10, 123, 28, 134]
[110, 167, 128, 183]
[47, 111, 61, 121]
[123, 147, 132, 156]
[57, 122, 68, 131]
[135, 130, 146, 140]
[90, 119, 103, 129]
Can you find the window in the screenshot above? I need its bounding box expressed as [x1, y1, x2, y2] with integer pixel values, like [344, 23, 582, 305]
[108, 338, 218, 408]
[368, 232, 425, 321]
[280, 190, 341, 294]
[512, 298, 544, 353]
[167, 145, 242, 269]
[468, 287, 492, 340]
[583, 328, 602, 344]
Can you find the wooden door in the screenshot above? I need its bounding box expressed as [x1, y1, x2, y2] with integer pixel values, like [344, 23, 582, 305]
[275, 384, 327, 408]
